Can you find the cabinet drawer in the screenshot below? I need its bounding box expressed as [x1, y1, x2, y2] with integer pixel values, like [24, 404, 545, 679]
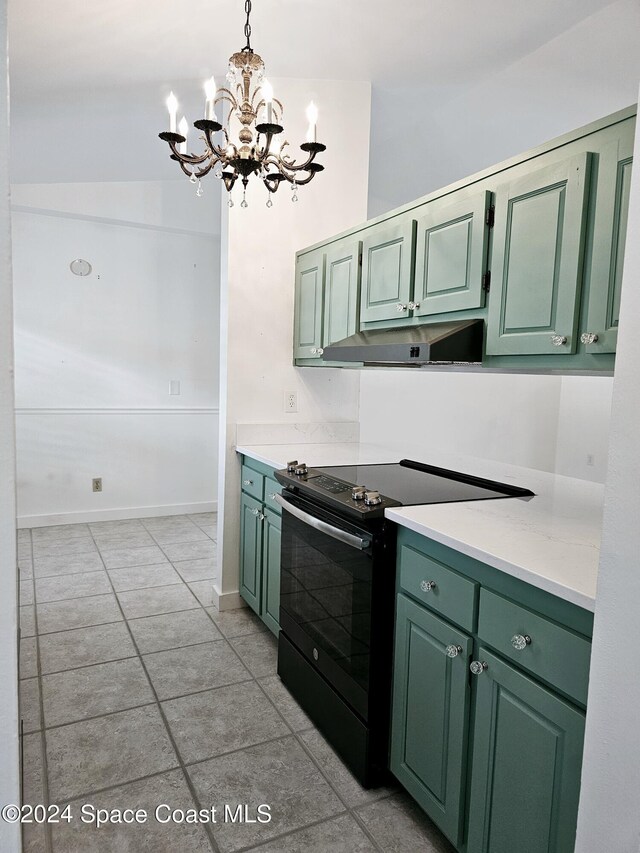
[478, 589, 591, 705]
[241, 465, 264, 500]
[399, 545, 478, 633]
[264, 477, 283, 513]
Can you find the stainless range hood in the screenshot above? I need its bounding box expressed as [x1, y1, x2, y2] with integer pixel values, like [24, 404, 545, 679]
[322, 319, 484, 366]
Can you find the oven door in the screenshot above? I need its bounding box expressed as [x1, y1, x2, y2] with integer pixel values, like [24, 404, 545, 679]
[275, 490, 375, 720]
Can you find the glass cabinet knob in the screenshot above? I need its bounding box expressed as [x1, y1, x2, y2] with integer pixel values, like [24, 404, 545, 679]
[550, 335, 568, 346]
[396, 303, 407, 312]
[580, 332, 599, 345]
[420, 580, 437, 592]
[470, 660, 488, 675]
[445, 644, 463, 658]
[511, 634, 532, 651]
[408, 301, 420, 311]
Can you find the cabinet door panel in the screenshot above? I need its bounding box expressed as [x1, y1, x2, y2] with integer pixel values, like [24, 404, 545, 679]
[467, 648, 585, 853]
[261, 509, 281, 636]
[239, 492, 263, 615]
[390, 594, 472, 847]
[360, 219, 416, 323]
[486, 153, 591, 355]
[323, 240, 361, 346]
[584, 132, 634, 353]
[294, 250, 324, 358]
[414, 191, 491, 316]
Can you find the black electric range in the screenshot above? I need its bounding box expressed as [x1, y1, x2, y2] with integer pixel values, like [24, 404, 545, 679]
[274, 459, 533, 787]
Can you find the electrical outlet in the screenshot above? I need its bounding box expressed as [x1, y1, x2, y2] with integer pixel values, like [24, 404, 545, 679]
[284, 391, 298, 413]
[92, 478, 103, 492]
[586, 454, 595, 467]
[169, 379, 181, 396]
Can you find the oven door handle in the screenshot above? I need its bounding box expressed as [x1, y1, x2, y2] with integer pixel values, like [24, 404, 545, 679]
[274, 493, 372, 551]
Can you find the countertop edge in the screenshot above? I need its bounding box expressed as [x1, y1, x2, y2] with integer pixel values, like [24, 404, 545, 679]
[385, 508, 596, 612]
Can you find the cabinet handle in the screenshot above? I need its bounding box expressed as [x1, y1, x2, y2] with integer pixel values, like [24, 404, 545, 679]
[310, 347, 317, 354]
[251, 508, 260, 516]
[445, 644, 463, 658]
[268, 492, 277, 500]
[243, 479, 253, 486]
[511, 634, 531, 651]
[396, 303, 407, 312]
[470, 660, 488, 675]
[420, 580, 437, 592]
[408, 301, 420, 311]
[317, 347, 324, 355]
[550, 335, 568, 347]
[580, 332, 599, 345]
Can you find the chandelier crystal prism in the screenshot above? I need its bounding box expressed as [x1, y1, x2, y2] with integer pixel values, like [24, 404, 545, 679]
[158, 0, 326, 207]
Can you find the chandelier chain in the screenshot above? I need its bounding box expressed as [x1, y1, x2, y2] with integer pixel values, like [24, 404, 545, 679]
[243, 0, 252, 51]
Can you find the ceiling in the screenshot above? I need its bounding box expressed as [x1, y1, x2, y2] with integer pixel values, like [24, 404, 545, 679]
[9, 0, 619, 101]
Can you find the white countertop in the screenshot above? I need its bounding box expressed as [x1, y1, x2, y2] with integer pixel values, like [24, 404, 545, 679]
[236, 442, 400, 470]
[237, 443, 603, 611]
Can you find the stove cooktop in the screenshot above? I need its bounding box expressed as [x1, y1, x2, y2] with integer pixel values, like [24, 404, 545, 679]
[275, 459, 534, 520]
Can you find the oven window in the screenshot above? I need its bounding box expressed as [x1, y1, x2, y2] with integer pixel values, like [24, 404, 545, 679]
[280, 510, 372, 691]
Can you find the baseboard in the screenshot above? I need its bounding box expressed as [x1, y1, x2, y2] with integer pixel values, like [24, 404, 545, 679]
[212, 582, 246, 612]
[18, 501, 218, 529]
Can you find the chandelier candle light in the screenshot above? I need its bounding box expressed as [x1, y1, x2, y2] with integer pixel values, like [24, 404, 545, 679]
[158, 0, 326, 207]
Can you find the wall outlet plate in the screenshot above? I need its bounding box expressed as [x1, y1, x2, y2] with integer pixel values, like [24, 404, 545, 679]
[284, 391, 298, 413]
[92, 478, 103, 492]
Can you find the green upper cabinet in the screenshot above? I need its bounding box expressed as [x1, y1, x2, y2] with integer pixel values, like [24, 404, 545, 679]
[467, 648, 585, 853]
[293, 248, 325, 359]
[360, 218, 417, 323]
[390, 594, 473, 848]
[486, 152, 592, 356]
[323, 239, 361, 347]
[582, 134, 634, 353]
[413, 190, 492, 318]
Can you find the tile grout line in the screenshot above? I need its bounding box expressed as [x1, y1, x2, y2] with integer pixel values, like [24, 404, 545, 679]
[28, 527, 55, 853]
[28, 515, 392, 851]
[85, 524, 222, 853]
[250, 678, 388, 853]
[144, 521, 389, 850]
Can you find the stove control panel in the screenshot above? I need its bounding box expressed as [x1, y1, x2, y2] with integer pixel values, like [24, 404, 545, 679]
[274, 466, 402, 520]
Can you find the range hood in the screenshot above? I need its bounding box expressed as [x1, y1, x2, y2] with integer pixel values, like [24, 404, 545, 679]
[322, 319, 484, 366]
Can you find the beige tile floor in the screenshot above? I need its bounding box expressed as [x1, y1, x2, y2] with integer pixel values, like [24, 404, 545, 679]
[18, 514, 455, 853]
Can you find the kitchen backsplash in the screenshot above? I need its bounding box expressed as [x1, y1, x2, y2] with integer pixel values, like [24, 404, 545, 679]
[236, 421, 360, 446]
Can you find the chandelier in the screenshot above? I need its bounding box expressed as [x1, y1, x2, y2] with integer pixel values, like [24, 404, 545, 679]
[158, 0, 326, 208]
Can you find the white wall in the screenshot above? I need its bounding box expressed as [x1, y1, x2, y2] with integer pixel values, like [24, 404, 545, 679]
[216, 77, 371, 609]
[368, 0, 640, 217]
[0, 0, 21, 848]
[359, 371, 614, 482]
[359, 371, 563, 472]
[555, 376, 613, 483]
[11, 180, 220, 525]
[574, 82, 640, 853]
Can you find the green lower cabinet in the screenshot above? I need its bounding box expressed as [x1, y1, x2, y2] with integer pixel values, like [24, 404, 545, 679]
[239, 459, 281, 636]
[239, 492, 263, 614]
[261, 509, 281, 635]
[467, 648, 585, 853]
[390, 594, 473, 848]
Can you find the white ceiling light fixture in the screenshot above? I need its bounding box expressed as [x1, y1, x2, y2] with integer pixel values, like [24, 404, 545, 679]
[158, 0, 326, 208]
